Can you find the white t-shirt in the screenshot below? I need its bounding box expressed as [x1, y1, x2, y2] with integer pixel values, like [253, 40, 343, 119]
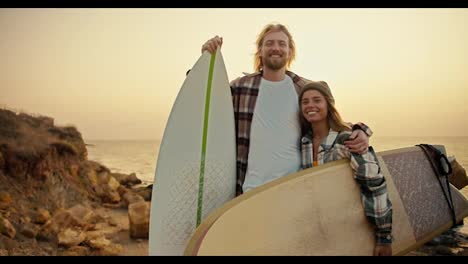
[242, 76, 301, 193]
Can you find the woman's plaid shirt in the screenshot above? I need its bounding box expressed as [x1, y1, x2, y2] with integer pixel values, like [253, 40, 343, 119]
[301, 129, 393, 244]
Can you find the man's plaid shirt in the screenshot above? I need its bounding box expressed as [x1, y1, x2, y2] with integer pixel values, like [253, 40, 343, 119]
[301, 128, 393, 244]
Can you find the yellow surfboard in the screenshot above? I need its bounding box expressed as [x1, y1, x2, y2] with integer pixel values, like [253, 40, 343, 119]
[185, 146, 468, 255]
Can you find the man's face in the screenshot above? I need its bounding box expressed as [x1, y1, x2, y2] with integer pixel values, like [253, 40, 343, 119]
[260, 31, 291, 71]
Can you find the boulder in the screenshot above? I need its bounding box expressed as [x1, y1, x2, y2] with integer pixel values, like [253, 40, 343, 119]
[95, 243, 123, 256]
[33, 208, 51, 224]
[87, 236, 111, 249]
[53, 204, 94, 230]
[0, 151, 4, 170]
[61, 246, 89, 256]
[128, 201, 150, 239]
[122, 192, 145, 208]
[0, 191, 12, 209]
[0, 216, 16, 238]
[57, 228, 86, 248]
[111, 172, 142, 187]
[20, 223, 40, 238]
[449, 158, 468, 190]
[132, 186, 152, 201]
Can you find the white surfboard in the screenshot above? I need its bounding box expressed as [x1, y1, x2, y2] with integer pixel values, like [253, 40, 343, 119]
[149, 50, 236, 255]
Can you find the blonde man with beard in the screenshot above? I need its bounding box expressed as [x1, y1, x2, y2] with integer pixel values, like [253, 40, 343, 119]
[201, 23, 373, 196]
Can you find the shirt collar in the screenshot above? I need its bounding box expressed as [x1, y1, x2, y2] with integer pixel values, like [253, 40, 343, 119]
[302, 128, 339, 151]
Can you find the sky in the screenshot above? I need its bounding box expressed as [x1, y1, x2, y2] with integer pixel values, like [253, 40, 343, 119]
[1, 8, 467, 140]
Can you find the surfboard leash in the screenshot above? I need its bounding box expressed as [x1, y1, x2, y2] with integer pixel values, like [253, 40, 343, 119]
[197, 52, 217, 227]
[416, 144, 458, 228]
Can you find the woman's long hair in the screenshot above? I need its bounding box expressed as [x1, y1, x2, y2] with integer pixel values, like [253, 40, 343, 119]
[298, 82, 351, 136]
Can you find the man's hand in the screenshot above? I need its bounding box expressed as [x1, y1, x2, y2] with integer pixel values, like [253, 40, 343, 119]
[201, 35, 223, 54]
[344, 129, 369, 154]
[374, 244, 392, 256]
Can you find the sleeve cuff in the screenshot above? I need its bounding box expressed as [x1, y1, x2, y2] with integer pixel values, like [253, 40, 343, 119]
[376, 233, 393, 245]
[352, 122, 373, 137]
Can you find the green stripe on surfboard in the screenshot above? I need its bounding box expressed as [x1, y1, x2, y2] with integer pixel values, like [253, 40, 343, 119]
[197, 52, 216, 227]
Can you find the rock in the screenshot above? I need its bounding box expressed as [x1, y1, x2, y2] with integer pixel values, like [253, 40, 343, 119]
[0, 191, 12, 209]
[87, 236, 111, 249]
[36, 220, 56, 241]
[0, 151, 4, 170]
[97, 171, 110, 185]
[107, 217, 118, 227]
[86, 224, 121, 238]
[111, 172, 142, 187]
[20, 223, 40, 238]
[69, 164, 79, 178]
[85, 230, 106, 240]
[122, 192, 145, 208]
[61, 246, 89, 256]
[0, 235, 19, 250]
[20, 216, 31, 224]
[449, 158, 468, 190]
[87, 211, 107, 226]
[95, 243, 123, 256]
[405, 251, 429, 256]
[128, 201, 150, 239]
[86, 169, 98, 186]
[0, 215, 16, 238]
[435, 245, 459, 255]
[91, 173, 121, 204]
[132, 186, 152, 201]
[34, 208, 51, 224]
[53, 204, 95, 230]
[102, 202, 123, 209]
[0, 248, 8, 256]
[107, 176, 120, 191]
[41, 244, 56, 255]
[117, 185, 129, 197]
[437, 234, 458, 246]
[57, 228, 86, 248]
[101, 189, 121, 204]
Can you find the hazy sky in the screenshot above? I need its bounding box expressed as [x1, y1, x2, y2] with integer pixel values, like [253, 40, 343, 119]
[1, 8, 467, 140]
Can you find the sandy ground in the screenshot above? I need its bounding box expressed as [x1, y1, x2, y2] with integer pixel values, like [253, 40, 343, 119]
[95, 207, 148, 256]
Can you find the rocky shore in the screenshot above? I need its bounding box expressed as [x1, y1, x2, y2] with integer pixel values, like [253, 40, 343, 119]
[0, 108, 467, 256]
[0, 109, 150, 255]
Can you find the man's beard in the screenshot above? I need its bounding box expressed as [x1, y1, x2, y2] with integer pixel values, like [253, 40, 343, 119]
[262, 55, 288, 71]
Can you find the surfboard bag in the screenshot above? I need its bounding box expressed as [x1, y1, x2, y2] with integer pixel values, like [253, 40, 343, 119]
[416, 144, 460, 228]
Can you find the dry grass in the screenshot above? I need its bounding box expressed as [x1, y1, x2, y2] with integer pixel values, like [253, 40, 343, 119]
[0, 109, 81, 159]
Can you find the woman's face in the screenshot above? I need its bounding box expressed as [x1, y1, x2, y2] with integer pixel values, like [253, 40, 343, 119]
[301, 89, 328, 124]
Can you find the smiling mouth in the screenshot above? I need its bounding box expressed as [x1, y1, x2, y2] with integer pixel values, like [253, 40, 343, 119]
[307, 111, 317, 116]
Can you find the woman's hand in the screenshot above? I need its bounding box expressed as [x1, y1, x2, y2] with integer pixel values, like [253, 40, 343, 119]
[374, 244, 392, 256]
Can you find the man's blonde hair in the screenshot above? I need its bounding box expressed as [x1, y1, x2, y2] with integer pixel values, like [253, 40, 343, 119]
[254, 23, 296, 72]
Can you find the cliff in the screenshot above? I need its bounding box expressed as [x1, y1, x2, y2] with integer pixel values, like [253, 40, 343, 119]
[0, 109, 150, 256]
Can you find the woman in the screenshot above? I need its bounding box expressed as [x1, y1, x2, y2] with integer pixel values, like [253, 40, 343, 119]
[299, 81, 393, 256]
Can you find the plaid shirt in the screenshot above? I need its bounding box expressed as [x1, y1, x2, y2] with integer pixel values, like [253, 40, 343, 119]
[229, 71, 310, 196]
[301, 128, 393, 244]
[229, 71, 373, 197]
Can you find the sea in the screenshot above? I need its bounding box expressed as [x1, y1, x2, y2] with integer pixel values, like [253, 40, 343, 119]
[86, 137, 468, 197]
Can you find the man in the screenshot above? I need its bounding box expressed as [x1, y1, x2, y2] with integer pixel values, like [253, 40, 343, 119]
[201, 23, 372, 196]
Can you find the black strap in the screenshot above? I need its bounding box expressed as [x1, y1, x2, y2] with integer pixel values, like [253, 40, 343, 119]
[416, 144, 457, 228]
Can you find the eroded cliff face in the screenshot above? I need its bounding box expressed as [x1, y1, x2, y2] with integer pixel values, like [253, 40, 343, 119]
[0, 109, 98, 211]
[0, 109, 150, 255]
